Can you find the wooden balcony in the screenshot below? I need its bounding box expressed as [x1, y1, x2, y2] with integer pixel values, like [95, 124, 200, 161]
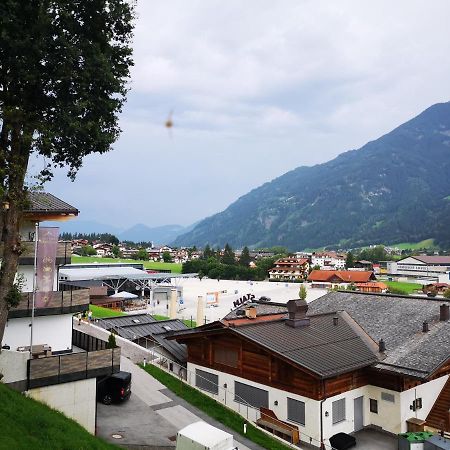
[8, 289, 90, 318]
[0, 241, 72, 266]
[27, 330, 121, 389]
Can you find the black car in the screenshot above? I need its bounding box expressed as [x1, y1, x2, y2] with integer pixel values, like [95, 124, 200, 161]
[97, 371, 132, 405]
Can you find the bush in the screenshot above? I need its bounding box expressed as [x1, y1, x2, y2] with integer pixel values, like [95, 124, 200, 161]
[443, 288, 450, 299]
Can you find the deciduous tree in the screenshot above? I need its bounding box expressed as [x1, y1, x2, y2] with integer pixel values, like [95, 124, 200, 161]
[0, 0, 134, 344]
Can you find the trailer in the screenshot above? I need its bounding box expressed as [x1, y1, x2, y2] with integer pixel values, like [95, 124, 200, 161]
[176, 421, 236, 450]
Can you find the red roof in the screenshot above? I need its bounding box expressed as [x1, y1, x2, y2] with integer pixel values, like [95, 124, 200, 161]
[308, 270, 375, 283]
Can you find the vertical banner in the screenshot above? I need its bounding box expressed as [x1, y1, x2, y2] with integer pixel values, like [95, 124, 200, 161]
[35, 227, 59, 307]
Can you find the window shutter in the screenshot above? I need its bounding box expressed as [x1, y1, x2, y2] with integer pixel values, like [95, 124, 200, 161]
[287, 398, 305, 425]
[195, 369, 218, 394]
[332, 398, 346, 424]
[234, 381, 268, 408]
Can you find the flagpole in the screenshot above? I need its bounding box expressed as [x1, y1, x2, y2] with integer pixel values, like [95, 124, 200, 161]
[30, 222, 39, 359]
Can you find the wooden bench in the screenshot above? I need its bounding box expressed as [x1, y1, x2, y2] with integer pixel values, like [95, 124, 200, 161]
[256, 407, 300, 444]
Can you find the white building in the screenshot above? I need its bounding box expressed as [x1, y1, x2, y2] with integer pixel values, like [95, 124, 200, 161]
[392, 256, 450, 282]
[311, 251, 346, 270]
[0, 192, 121, 433]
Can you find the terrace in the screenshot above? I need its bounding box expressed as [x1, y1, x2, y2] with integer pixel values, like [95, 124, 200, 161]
[8, 288, 90, 318]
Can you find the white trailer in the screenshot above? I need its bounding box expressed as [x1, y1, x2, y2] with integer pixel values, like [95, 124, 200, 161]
[176, 421, 236, 450]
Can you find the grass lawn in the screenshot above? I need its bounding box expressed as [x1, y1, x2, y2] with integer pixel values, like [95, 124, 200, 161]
[392, 239, 437, 250]
[0, 383, 117, 450]
[153, 314, 197, 328]
[72, 256, 182, 272]
[140, 364, 291, 450]
[386, 281, 422, 295]
[89, 304, 126, 318]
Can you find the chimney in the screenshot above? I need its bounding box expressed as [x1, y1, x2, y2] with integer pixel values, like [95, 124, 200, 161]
[285, 299, 310, 328]
[333, 316, 339, 326]
[378, 339, 386, 353]
[422, 321, 429, 333]
[440, 304, 450, 322]
[245, 306, 257, 319]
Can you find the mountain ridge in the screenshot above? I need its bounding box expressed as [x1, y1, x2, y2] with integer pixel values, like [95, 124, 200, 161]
[173, 101, 450, 250]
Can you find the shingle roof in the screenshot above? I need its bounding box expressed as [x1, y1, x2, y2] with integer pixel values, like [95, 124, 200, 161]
[26, 192, 79, 215]
[309, 291, 450, 378]
[233, 312, 379, 378]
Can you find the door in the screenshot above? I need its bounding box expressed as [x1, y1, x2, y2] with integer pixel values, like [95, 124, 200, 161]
[354, 396, 364, 431]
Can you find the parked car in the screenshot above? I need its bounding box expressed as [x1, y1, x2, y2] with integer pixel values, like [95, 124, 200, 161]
[97, 371, 132, 405]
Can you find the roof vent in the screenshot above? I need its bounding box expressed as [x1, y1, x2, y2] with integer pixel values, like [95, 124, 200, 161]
[422, 321, 429, 333]
[285, 299, 310, 328]
[162, 325, 172, 331]
[378, 339, 386, 353]
[440, 304, 450, 322]
[132, 319, 140, 324]
[333, 316, 339, 326]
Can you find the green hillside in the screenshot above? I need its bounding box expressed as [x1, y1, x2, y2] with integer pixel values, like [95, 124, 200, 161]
[174, 102, 450, 251]
[0, 383, 117, 450]
[392, 239, 438, 250]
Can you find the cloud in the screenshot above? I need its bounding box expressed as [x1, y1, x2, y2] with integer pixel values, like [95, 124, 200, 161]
[43, 0, 450, 229]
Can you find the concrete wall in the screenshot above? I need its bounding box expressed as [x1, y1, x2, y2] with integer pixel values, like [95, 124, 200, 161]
[0, 349, 28, 390]
[27, 377, 97, 433]
[3, 314, 73, 352]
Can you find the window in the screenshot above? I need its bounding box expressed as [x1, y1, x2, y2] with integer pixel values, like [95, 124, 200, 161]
[234, 381, 268, 409]
[332, 398, 346, 424]
[381, 392, 395, 403]
[369, 399, 378, 414]
[195, 369, 218, 394]
[214, 346, 238, 368]
[287, 398, 305, 426]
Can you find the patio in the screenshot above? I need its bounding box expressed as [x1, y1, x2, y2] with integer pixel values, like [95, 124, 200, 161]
[352, 428, 397, 450]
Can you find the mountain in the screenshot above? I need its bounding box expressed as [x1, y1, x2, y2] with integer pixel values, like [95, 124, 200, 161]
[56, 220, 123, 235]
[119, 224, 188, 244]
[174, 102, 450, 250]
[57, 220, 193, 245]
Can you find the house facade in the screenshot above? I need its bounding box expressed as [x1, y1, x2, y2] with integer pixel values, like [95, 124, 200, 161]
[311, 252, 346, 270]
[171, 293, 450, 449]
[0, 193, 120, 433]
[308, 270, 376, 289]
[268, 258, 310, 282]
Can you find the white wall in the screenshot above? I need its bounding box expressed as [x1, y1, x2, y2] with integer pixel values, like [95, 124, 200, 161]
[0, 349, 28, 384]
[399, 375, 449, 432]
[27, 378, 96, 433]
[3, 314, 73, 352]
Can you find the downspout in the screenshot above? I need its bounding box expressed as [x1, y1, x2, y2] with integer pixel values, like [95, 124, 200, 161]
[320, 379, 327, 450]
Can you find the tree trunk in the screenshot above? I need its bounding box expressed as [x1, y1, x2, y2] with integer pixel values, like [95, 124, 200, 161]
[0, 121, 30, 347]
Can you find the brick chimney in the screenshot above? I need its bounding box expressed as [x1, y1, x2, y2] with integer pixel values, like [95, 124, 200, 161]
[245, 306, 257, 319]
[285, 299, 310, 328]
[440, 304, 450, 322]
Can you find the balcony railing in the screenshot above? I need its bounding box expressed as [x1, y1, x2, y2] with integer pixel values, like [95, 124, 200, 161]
[9, 288, 90, 318]
[0, 241, 72, 265]
[27, 330, 120, 389]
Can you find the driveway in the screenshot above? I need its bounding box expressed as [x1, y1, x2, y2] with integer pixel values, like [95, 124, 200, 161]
[96, 357, 259, 450]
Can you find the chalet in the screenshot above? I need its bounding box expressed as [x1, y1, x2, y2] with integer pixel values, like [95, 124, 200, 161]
[93, 242, 113, 257]
[0, 193, 120, 433]
[170, 292, 450, 449]
[355, 282, 388, 293]
[268, 258, 310, 282]
[423, 283, 450, 295]
[354, 260, 374, 271]
[308, 270, 376, 289]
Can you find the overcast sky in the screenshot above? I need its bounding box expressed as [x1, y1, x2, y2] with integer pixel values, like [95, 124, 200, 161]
[34, 0, 450, 230]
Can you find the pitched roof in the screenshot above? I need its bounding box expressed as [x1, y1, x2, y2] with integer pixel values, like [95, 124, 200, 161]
[308, 270, 375, 283]
[223, 301, 288, 321]
[409, 255, 450, 265]
[232, 311, 379, 378]
[309, 291, 450, 378]
[25, 192, 79, 215]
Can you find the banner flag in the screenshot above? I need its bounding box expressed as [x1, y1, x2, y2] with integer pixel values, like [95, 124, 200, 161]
[35, 227, 59, 308]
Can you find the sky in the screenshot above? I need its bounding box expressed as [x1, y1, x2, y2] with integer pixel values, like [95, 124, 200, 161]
[32, 0, 450, 230]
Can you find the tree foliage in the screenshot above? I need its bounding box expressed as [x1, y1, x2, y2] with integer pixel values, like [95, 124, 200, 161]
[298, 285, 307, 301]
[221, 243, 235, 265]
[0, 0, 134, 344]
[239, 246, 251, 266]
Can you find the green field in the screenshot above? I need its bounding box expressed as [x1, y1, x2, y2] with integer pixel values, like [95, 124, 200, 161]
[140, 364, 291, 450]
[72, 256, 182, 272]
[385, 281, 422, 295]
[0, 383, 117, 450]
[153, 314, 197, 328]
[89, 304, 126, 318]
[391, 239, 437, 250]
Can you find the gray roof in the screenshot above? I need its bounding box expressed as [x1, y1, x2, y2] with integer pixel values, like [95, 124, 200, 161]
[410, 255, 450, 265]
[97, 314, 188, 362]
[223, 301, 288, 320]
[26, 192, 79, 215]
[233, 311, 379, 378]
[309, 291, 450, 378]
